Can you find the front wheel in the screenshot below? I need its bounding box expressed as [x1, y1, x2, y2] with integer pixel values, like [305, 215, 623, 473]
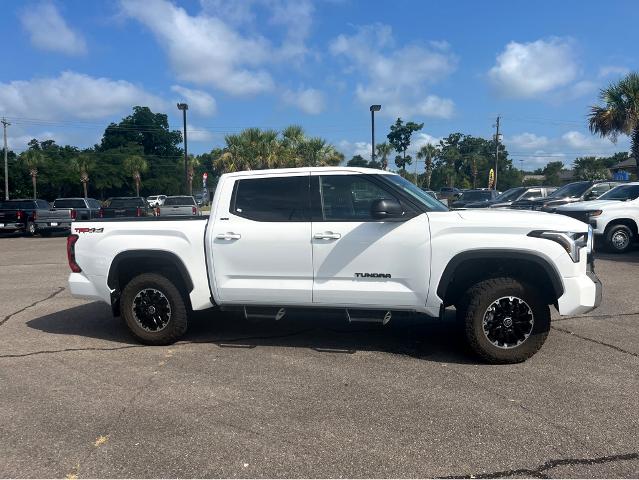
[121, 273, 188, 345]
[457, 277, 550, 364]
[605, 224, 633, 253]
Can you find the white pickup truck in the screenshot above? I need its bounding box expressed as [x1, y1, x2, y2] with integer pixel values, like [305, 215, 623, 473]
[555, 182, 639, 253]
[68, 167, 601, 363]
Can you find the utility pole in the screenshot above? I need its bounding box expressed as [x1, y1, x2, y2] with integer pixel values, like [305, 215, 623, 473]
[2, 118, 9, 200]
[370, 105, 381, 164]
[177, 103, 189, 194]
[493, 115, 501, 190]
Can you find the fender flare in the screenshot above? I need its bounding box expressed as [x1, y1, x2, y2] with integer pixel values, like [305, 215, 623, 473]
[436, 249, 565, 301]
[107, 250, 194, 293]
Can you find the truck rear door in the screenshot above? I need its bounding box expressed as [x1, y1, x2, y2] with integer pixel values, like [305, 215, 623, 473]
[209, 173, 313, 304]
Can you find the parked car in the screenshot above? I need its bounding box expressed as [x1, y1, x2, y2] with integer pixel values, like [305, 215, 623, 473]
[35, 197, 102, 236]
[555, 182, 639, 253]
[99, 197, 149, 218]
[420, 188, 438, 199]
[466, 186, 554, 209]
[510, 181, 619, 212]
[68, 167, 601, 364]
[450, 189, 500, 209]
[194, 192, 210, 207]
[156, 196, 200, 216]
[0, 199, 50, 236]
[438, 187, 462, 200]
[147, 195, 167, 208]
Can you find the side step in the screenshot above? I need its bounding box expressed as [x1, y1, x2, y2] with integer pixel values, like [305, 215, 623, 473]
[346, 309, 392, 325]
[243, 306, 287, 321]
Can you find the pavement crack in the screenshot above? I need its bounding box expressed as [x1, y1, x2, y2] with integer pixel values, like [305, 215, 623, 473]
[444, 451, 639, 478]
[551, 326, 639, 358]
[0, 344, 146, 359]
[553, 311, 639, 323]
[0, 286, 65, 327]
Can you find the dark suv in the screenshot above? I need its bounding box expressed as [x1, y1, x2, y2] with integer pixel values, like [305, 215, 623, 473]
[510, 181, 620, 212]
[450, 189, 499, 209]
[466, 186, 554, 209]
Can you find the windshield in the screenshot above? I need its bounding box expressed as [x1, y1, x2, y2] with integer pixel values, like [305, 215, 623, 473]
[164, 196, 196, 206]
[107, 198, 145, 208]
[54, 199, 85, 208]
[549, 181, 590, 199]
[459, 191, 492, 201]
[385, 175, 448, 211]
[599, 184, 639, 201]
[495, 187, 525, 202]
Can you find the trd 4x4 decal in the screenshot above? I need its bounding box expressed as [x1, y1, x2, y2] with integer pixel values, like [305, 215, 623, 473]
[74, 227, 104, 234]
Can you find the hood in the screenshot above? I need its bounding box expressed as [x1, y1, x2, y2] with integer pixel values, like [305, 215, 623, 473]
[556, 199, 627, 211]
[456, 208, 588, 232]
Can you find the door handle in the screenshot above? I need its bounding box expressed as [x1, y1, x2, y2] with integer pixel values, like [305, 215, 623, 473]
[216, 232, 241, 240]
[314, 232, 341, 240]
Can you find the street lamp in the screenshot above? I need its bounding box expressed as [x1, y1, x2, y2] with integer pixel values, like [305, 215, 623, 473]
[370, 105, 381, 164]
[177, 102, 188, 194]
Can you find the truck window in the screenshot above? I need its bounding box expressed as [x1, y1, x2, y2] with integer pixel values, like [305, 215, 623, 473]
[164, 196, 196, 206]
[319, 175, 396, 221]
[54, 199, 86, 208]
[232, 176, 309, 222]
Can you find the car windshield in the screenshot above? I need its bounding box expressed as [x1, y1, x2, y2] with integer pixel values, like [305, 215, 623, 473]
[385, 175, 448, 211]
[549, 182, 590, 199]
[495, 187, 525, 202]
[599, 184, 639, 201]
[148, 196, 158, 200]
[107, 198, 145, 208]
[459, 191, 492, 201]
[54, 199, 85, 208]
[164, 196, 196, 206]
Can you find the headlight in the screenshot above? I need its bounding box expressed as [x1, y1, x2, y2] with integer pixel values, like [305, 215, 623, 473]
[528, 227, 591, 263]
[587, 210, 603, 217]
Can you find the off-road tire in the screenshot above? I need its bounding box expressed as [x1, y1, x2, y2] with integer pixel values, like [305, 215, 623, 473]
[605, 224, 633, 253]
[457, 277, 550, 364]
[121, 273, 188, 345]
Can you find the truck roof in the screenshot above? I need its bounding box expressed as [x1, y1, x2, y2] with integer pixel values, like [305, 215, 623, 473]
[221, 166, 395, 178]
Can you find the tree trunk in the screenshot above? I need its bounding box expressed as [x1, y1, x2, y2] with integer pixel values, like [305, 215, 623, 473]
[83, 182, 88, 198]
[136, 179, 140, 197]
[32, 175, 37, 199]
[632, 127, 639, 175]
[188, 178, 193, 196]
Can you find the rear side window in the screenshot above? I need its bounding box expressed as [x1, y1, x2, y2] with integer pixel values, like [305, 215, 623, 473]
[232, 176, 309, 222]
[54, 199, 85, 208]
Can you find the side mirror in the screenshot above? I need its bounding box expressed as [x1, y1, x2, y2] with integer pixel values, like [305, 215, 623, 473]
[371, 198, 404, 220]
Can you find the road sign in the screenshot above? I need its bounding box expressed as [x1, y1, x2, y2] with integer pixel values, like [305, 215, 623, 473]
[203, 172, 208, 180]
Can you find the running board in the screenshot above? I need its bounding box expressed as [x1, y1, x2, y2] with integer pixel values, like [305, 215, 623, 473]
[243, 306, 286, 321]
[346, 309, 392, 325]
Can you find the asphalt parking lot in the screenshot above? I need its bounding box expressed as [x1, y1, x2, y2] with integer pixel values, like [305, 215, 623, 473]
[1, 235, 638, 478]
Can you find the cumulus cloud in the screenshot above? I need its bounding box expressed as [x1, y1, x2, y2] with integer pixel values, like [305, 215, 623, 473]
[0, 71, 165, 119]
[171, 85, 216, 116]
[281, 87, 325, 114]
[598, 65, 630, 78]
[120, 0, 274, 96]
[337, 140, 373, 160]
[488, 38, 578, 98]
[508, 132, 550, 150]
[330, 24, 457, 119]
[187, 124, 214, 142]
[20, 1, 87, 55]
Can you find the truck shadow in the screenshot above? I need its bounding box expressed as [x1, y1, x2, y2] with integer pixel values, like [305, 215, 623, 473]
[27, 302, 477, 364]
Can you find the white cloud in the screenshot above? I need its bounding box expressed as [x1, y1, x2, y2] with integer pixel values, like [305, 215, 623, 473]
[337, 140, 373, 160]
[171, 85, 216, 116]
[330, 24, 457, 118]
[488, 38, 578, 98]
[7, 131, 56, 152]
[120, 0, 274, 96]
[410, 132, 441, 154]
[20, 1, 87, 56]
[598, 65, 630, 78]
[0, 71, 165, 119]
[508, 132, 549, 150]
[281, 87, 325, 114]
[187, 124, 214, 142]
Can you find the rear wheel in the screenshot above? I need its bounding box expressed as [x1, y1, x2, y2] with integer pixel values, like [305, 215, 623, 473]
[605, 224, 633, 253]
[26, 221, 36, 236]
[121, 273, 188, 345]
[457, 277, 550, 364]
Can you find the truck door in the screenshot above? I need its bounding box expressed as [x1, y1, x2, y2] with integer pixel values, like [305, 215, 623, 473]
[210, 173, 313, 305]
[311, 173, 430, 308]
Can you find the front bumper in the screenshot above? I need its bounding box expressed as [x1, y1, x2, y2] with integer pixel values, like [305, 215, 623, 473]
[556, 261, 602, 316]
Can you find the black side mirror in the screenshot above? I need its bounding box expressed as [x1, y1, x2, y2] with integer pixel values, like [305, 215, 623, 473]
[371, 198, 404, 220]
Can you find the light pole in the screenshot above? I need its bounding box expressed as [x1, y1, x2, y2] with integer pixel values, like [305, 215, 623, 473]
[2, 118, 9, 200]
[177, 103, 188, 194]
[370, 105, 381, 164]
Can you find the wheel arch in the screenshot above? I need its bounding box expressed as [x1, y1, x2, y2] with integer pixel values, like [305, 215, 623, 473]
[436, 249, 564, 307]
[604, 218, 638, 237]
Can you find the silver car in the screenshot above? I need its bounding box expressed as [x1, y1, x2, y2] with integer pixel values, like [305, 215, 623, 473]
[156, 196, 200, 216]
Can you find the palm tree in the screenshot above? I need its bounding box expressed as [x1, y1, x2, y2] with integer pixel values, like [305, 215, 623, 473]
[72, 153, 95, 198]
[417, 144, 439, 189]
[19, 149, 45, 199]
[589, 72, 639, 170]
[376, 142, 393, 170]
[123, 155, 148, 196]
[187, 155, 200, 195]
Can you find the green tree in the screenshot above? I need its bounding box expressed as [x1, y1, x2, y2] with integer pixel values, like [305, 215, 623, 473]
[347, 155, 369, 167]
[542, 161, 564, 186]
[187, 155, 200, 195]
[589, 72, 639, 171]
[72, 153, 96, 198]
[375, 142, 393, 171]
[387, 118, 424, 172]
[573, 157, 609, 180]
[123, 154, 149, 196]
[19, 149, 46, 199]
[417, 144, 439, 189]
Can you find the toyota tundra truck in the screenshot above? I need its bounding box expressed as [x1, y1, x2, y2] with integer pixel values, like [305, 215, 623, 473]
[67, 167, 601, 363]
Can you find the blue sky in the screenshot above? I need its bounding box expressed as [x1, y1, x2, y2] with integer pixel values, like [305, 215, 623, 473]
[0, 0, 636, 171]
